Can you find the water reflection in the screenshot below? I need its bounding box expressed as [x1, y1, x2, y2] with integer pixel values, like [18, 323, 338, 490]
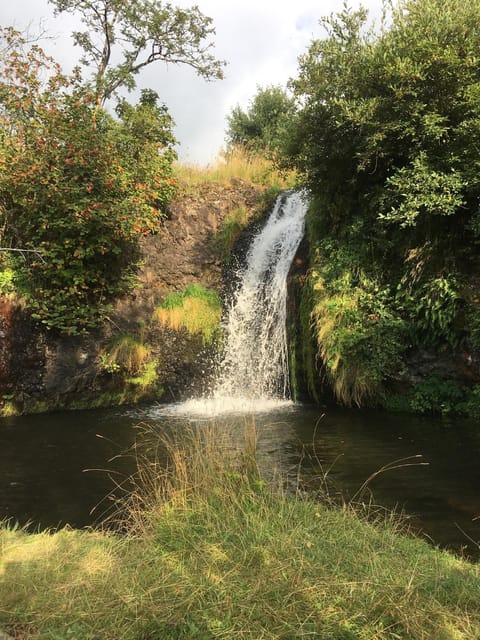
[0, 403, 479, 559]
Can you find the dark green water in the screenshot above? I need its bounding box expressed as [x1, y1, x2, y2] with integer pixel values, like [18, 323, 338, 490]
[1, 403, 479, 559]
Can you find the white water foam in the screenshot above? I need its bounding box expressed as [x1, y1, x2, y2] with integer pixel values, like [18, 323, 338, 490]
[153, 396, 294, 419]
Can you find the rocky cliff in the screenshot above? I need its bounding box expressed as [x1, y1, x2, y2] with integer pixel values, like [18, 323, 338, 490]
[0, 180, 265, 416]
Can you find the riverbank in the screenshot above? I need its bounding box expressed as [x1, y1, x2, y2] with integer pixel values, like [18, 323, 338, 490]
[1, 425, 479, 640]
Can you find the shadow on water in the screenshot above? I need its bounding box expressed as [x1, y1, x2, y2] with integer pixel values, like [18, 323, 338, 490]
[0, 402, 479, 559]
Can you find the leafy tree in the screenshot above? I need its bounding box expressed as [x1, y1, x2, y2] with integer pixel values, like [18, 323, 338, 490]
[226, 85, 296, 153]
[0, 29, 176, 334]
[48, 0, 225, 103]
[112, 88, 177, 212]
[283, 0, 480, 404]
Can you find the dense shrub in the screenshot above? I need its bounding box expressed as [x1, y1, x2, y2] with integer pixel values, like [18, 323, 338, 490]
[0, 30, 176, 334]
[282, 0, 480, 404]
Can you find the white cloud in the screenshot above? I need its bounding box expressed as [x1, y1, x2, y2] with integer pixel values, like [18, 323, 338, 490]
[0, 0, 383, 164]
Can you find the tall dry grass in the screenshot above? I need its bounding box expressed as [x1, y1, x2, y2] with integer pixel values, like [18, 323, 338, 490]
[102, 333, 151, 375]
[174, 146, 297, 188]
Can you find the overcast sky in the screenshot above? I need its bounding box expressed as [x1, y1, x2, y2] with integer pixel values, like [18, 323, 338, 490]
[0, 0, 383, 164]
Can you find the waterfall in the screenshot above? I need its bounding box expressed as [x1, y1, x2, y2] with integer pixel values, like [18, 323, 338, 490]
[166, 190, 307, 417]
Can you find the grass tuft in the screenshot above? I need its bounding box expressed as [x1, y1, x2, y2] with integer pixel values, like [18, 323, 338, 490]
[102, 333, 151, 375]
[213, 206, 249, 263]
[153, 284, 222, 344]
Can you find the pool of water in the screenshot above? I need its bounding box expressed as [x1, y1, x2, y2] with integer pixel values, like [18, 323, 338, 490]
[0, 402, 479, 558]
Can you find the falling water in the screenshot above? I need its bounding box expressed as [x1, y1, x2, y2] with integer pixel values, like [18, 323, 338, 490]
[213, 190, 307, 400]
[170, 190, 307, 417]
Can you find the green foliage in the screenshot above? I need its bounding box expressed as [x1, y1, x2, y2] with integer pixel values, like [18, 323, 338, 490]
[226, 85, 296, 153]
[153, 284, 222, 344]
[112, 89, 178, 203]
[383, 376, 480, 416]
[382, 375, 480, 417]
[407, 377, 465, 415]
[403, 274, 461, 348]
[309, 243, 405, 406]
[48, 0, 225, 103]
[379, 153, 465, 228]
[0, 30, 176, 334]
[458, 384, 480, 419]
[0, 267, 15, 295]
[281, 0, 480, 404]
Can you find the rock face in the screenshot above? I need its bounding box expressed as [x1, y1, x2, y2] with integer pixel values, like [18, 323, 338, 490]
[113, 180, 262, 327]
[0, 181, 264, 415]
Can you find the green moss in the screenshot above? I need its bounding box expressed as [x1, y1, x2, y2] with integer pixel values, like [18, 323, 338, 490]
[68, 391, 130, 411]
[0, 268, 16, 295]
[299, 275, 321, 403]
[288, 272, 321, 403]
[0, 400, 19, 417]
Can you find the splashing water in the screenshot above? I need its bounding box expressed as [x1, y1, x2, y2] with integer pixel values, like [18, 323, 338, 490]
[159, 190, 308, 417]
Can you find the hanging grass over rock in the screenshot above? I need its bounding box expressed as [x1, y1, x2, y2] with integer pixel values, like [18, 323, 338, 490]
[1, 423, 479, 640]
[153, 284, 222, 344]
[306, 237, 406, 407]
[101, 333, 152, 375]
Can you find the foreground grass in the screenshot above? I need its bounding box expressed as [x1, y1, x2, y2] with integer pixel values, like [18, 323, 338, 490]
[1, 426, 479, 640]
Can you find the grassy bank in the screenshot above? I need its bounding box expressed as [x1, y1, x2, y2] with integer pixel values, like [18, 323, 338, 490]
[1, 425, 479, 640]
[174, 147, 297, 188]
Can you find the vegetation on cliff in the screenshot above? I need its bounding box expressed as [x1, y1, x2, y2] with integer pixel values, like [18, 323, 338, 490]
[0, 0, 224, 336]
[1, 424, 479, 639]
[276, 0, 480, 408]
[0, 33, 176, 334]
[226, 85, 296, 155]
[153, 284, 222, 345]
